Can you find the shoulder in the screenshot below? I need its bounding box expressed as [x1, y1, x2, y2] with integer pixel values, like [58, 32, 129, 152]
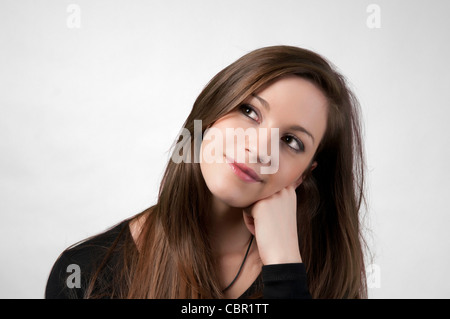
[45, 219, 130, 299]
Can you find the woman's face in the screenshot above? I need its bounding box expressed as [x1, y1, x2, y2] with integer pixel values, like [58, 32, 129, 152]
[200, 75, 328, 208]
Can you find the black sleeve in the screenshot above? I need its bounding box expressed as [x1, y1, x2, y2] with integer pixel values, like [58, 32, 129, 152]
[261, 263, 312, 299]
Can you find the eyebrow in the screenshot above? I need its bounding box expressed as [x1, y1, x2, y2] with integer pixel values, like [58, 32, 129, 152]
[251, 93, 315, 144]
[251, 93, 270, 111]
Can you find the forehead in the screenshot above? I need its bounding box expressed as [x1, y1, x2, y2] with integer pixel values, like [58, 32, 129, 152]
[255, 76, 327, 111]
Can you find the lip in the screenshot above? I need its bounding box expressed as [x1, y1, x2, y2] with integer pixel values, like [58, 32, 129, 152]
[225, 156, 262, 183]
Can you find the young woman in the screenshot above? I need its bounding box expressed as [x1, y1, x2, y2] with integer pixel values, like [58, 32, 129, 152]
[45, 45, 369, 299]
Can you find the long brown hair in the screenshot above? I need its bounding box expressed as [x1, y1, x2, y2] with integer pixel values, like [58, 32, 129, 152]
[83, 45, 369, 298]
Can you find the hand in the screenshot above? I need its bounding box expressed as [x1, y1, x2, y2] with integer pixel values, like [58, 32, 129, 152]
[243, 184, 302, 265]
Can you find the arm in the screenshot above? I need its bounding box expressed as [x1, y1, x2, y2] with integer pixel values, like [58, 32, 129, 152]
[243, 185, 312, 299]
[262, 263, 311, 299]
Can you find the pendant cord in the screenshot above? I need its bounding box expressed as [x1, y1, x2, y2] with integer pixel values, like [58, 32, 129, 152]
[222, 235, 254, 293]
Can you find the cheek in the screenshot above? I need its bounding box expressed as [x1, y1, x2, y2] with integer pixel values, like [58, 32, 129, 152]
[269, 158, 309, 190]
[200, 160, 226, 195]
[199, 138, 263, 208]
[200, 130, 222, 163]
[201, 119, 250, 164]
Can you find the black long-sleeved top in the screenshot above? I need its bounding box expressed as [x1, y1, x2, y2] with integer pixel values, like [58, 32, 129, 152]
[45, 220, 312, 299]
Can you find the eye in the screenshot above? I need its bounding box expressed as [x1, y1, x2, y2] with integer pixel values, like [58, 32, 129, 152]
[239, 103, 305, 153]
[282, 135, 305, 153]
[239, 104, 259, 121]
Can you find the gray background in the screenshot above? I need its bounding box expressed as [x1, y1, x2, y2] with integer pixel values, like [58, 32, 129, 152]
[1, 0, 449, 298]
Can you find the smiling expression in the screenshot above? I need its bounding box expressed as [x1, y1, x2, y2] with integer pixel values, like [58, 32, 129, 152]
[199, 75, 328, 208]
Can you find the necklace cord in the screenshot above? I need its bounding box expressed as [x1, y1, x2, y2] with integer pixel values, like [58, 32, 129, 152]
[222, 235, 254, 293]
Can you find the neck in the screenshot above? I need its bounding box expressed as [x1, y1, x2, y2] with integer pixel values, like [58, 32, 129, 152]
[208, 195, 253, 256]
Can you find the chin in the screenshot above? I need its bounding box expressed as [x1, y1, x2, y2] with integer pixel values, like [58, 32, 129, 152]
[212, 188, 255, 208]
[207, 181, 253, 208]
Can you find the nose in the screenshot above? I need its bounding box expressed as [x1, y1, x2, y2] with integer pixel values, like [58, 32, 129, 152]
[247, 127, 273, 165]
[247, 145, 270, 164]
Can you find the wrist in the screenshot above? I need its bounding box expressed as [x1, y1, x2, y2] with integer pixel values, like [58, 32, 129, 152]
[261, 245, 302, 265]
[263, 254, 302, 265]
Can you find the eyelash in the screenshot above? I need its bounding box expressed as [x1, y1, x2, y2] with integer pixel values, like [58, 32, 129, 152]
[238, 104, 305, 153]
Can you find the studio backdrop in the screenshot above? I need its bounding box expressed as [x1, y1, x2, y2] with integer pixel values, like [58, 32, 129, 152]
[1, 0, 449, 298]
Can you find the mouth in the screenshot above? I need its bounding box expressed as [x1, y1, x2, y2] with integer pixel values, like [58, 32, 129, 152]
[225, 156, 263, 183]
